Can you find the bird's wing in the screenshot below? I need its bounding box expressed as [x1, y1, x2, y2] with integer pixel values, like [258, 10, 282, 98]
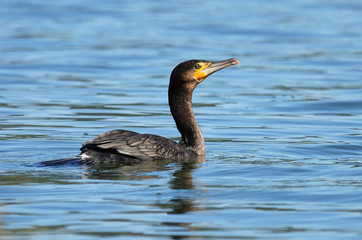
[81, 129, 192, 161]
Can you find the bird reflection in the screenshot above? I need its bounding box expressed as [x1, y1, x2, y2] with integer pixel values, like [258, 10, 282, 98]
[80, 159, 206, 239]
[80, 157, 204, 181]
[163, 162, 206, 239]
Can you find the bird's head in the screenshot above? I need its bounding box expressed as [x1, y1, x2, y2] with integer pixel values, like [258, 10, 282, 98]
[170, 58, 239, 90]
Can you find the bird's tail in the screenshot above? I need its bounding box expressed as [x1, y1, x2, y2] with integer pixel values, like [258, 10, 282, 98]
[39, 157, 83, 166]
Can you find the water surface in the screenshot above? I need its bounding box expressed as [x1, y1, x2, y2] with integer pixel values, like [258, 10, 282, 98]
[1, 0, 362, 239]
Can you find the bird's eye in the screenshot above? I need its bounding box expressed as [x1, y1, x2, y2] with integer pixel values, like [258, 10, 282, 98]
[195, 63, 202, 69]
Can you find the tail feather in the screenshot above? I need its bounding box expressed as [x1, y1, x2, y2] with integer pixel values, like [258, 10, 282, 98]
[39, 157, 83, 166]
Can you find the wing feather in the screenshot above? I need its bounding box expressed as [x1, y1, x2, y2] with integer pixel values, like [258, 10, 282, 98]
[81, 129, 193, 161]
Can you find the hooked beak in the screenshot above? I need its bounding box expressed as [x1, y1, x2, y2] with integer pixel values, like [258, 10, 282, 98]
[203, 58, 239, 78]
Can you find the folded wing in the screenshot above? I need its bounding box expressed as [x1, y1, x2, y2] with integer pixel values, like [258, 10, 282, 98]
[81, 129, 193, 161]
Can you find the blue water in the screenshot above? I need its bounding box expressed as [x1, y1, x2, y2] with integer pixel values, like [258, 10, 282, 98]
[1, 0, 362, 239]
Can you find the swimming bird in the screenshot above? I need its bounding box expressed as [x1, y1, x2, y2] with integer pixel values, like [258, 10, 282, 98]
[40, 58, 239, 165]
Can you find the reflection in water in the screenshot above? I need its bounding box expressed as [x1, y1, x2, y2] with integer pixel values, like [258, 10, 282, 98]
[167, 162, 204, 239]
[169, 162, 197, 190]
[167, 163, 198, 214]
[0, 159, 205, 240]
[80, 159, 205, 239]
[80, 157, 204, 181]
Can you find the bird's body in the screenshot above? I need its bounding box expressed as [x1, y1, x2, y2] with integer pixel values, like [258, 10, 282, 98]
[40, 58, 239, 166]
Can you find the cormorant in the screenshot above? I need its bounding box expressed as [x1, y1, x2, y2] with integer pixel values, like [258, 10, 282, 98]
[40, 58, 239, 165]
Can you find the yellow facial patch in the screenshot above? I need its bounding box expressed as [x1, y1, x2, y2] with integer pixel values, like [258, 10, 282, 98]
[193, 62, 211, 81]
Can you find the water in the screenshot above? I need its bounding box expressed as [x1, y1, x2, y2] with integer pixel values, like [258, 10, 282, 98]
[1, 0, 362, 239]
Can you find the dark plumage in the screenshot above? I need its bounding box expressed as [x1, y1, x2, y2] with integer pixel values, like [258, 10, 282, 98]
[40, 58, 239, 166]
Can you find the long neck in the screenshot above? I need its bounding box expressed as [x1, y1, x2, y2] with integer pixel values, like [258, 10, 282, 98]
[168, 83, 205, 156]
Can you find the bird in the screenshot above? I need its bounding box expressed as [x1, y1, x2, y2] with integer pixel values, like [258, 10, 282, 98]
[40, 58, 239, 166]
